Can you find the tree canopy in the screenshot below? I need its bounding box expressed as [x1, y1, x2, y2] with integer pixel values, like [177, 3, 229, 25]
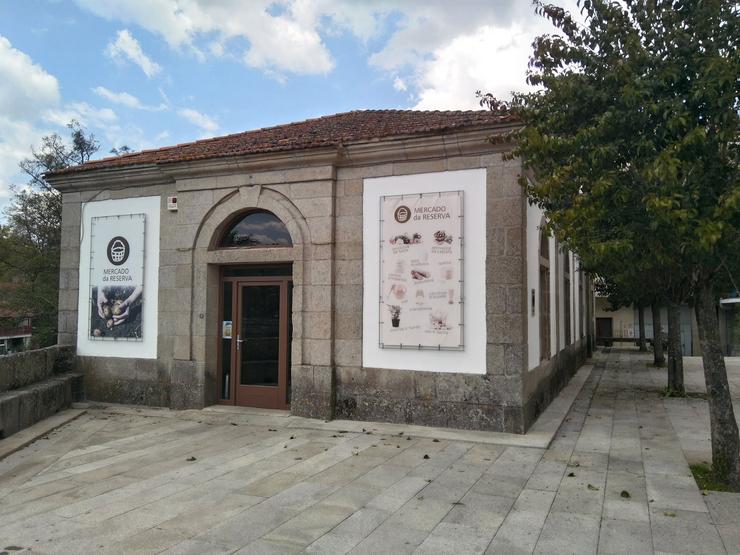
[481, 0, 739, 486]
[484, 0, 738, 299]
[0, 121, 99, 348]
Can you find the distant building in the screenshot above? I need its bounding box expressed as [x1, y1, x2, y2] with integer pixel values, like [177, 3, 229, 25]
[595, 292, 739, 357]
[0, 285, 32, 355]
[719, 294, 739, 356]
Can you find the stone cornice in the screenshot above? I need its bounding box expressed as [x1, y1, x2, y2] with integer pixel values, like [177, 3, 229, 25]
[340, 124, 518, 165]
[46, 164, 172, 192]
[163, 146, 342, 181]
[47, 123, 521, 193]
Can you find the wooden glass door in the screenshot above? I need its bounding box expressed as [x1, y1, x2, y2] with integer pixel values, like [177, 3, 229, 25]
[217, 267, 291, 409]
[235, 280, 289, 408]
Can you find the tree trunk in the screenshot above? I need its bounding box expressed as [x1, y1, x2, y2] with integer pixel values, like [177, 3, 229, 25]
[695, 282, 740, 488]
[638, 305, 647, 351]
[586, 280, 593, 358]
[651, 304, 665, 366]
[667, 302, 684, 394]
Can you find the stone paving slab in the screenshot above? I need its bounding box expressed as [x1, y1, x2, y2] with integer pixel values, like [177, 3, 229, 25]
[0, 350, 738, 554]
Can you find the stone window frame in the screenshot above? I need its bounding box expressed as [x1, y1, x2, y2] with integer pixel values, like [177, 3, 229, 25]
[538, 219, 551, 361]
[563, 247, 571, 345]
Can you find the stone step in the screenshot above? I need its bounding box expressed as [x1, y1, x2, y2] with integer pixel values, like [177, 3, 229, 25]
[0, 372, 83, 439]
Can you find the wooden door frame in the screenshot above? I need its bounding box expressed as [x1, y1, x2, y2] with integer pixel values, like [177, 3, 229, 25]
[216, 266, 292, 408]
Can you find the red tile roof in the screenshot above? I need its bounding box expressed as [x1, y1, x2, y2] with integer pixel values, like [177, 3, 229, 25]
[50, 109, 515, 176]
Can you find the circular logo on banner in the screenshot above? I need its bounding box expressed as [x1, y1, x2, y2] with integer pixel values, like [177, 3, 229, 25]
[107, 236, 130, 266]
[394, 205, 411, 224]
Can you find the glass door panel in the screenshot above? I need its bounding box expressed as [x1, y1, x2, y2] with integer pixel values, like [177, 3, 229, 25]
[239, 284, 280, 387]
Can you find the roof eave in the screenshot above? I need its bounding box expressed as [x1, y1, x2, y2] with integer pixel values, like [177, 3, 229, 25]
[45, 121, 521, 192]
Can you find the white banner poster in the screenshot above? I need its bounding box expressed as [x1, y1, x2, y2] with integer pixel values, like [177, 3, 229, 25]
[88, 214, 145, 340]
[380, 191, 463, 349]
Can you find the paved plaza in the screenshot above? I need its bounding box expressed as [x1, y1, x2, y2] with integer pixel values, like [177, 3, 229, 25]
[1, 349, 739, 554]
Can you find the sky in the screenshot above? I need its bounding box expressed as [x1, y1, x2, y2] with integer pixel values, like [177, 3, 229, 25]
[0, 0, 578, 209]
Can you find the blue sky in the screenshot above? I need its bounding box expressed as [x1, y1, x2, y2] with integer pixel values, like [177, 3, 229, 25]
[0, 1, 574, 208]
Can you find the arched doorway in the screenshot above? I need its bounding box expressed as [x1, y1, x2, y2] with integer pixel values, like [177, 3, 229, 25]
[216, 210, 294, 409]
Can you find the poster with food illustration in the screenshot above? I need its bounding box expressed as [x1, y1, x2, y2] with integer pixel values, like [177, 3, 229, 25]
[380, 191, 463, 349]
[88, 214, 145, 340]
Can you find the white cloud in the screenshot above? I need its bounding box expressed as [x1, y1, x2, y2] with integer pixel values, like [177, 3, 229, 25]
[0, 118, 45, 199]
[178, 108, 218, 133]
[367, 1, 532, 72]
[92, 85, 167, 111]
[0, 36, 59, 118]
[76, 0, 582, 108]
[92, 86, 143, 109]
[412, 24, 535, 110]
[105, 29, 162, 78]
[0, 35, 61, 197]
[76, 1, 335, 75]
[375, 0, 581, 109]
[43, 102, 118, 129]
[368, 1, 581, 109]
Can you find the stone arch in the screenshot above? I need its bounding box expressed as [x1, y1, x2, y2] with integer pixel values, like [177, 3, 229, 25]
[195, 186, 310, 253]
[188, 185, 312, 406]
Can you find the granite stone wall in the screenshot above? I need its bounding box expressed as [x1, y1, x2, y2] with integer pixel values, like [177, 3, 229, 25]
[331, 152, 531, 433]
[55, 131, 589, 433]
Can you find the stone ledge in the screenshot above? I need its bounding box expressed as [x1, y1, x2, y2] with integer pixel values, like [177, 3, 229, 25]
[0, 372, 83, 439]
[0, 408, 86, 462]
[0, 345, 75, 393]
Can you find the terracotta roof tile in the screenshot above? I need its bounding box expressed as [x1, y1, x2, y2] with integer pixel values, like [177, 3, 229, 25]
[50, 109, 515, 176]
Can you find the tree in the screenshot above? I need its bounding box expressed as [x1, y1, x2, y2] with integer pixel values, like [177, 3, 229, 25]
[0, 121, 98, 348]
[651, 304, 665, 366]
[637, 304, 647, 352]
[110, 145, 133, 156]
[666, 302, 684, 393]
[481, 0, 739, 486]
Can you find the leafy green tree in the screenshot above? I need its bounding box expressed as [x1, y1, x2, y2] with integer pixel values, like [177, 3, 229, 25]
[482, 0, 739, 486]
[110, 145, 133, 156]
[0, 121, 98, 348]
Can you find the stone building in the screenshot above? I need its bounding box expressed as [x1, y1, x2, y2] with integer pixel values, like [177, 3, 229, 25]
[48, 110, 593, 433]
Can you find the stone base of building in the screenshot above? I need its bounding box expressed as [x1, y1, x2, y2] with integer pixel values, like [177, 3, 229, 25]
[76, 356, 171, 407]
[334, 367, 522, 432]
[73, 337, 589, 434]
[522, 338, 588, 431]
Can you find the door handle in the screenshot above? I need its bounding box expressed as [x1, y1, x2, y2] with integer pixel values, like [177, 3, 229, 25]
[236, 334, 244, 350]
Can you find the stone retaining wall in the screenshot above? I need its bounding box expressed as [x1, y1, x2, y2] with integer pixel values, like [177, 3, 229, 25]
[0, 346, 83, 439]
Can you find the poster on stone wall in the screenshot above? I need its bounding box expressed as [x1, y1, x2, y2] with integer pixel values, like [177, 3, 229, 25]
[88, 214, 145, 340]
[379, 190, 464, 349]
